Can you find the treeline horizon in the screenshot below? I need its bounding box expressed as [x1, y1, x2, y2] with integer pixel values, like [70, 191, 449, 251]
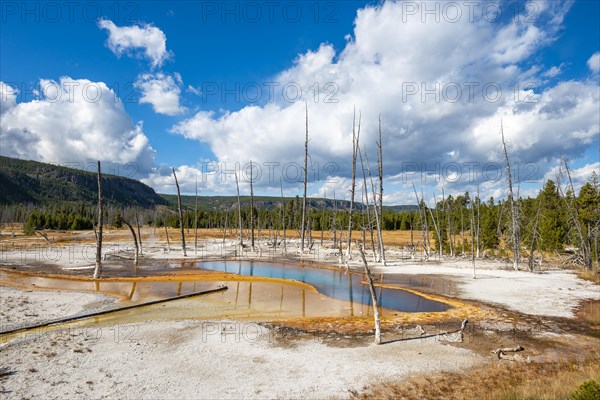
[4, 171, 597, 264]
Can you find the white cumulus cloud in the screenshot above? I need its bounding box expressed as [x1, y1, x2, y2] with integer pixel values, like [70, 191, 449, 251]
[170, 0, 598, 202]
[98, 19, 171, 68]
[0, 78, 156, 173]
[135, 72, 185, 116]
[588, 52, 600, 73]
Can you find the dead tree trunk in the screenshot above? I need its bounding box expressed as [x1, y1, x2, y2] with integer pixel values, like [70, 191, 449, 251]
[442, 187, 453, 257]
[471, 197, 476, 278]
[93, 161, 103, 279]
[222, 210, 229, 245]
[122, 220, 139, 266]
[332, 190, 338, 250]
[528, 194, 542, 272]
[461, 206, 465, 255]
[422, 188, 431, 255]
[428, 197, 442, 257]
[194, 176, 198, 254]
[280, 178, 287, 253]
[34, 230, 51, 249]
[492, 345, 529, 362]
[410, 216, 414, 247]
[346, 108, 360, 260]
[300, 103, 309, 253]
[164, 224, 171, 253]
[358, 245, 381, 345]
[235, 171, 244, 251]
[135, 212, 143, 255]
[559, 158, 592, 269]
[365, 145, 383, 263]
[412, 183, 429, 260]
[358, 145, 376, 258]
[376, 115, 386, 265]
[360, 182, 367, 249]
[320, 190, 326, 247]
[249, 161, 255, 251]
[476, 185, 481, 258]
[172, 168, 187, 257]
[501, 121, 519, 270]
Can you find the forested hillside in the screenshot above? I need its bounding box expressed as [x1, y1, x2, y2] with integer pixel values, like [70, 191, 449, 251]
[0, 156, 167, 208]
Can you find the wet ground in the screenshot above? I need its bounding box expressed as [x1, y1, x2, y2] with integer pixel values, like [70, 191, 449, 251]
[1, 252, 597, 365]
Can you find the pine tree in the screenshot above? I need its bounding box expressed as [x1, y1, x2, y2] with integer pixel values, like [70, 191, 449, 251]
[480, 197, 499, 251]
[578, 172, 599, 265]
[539, 180, 566, 251]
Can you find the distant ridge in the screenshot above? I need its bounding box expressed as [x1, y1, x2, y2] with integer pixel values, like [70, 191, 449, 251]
[0, 156, 418, 213]
[0, 156, 167, 208]
[160, 194, 418, 213]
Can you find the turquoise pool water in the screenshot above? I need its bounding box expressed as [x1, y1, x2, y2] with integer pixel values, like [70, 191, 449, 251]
[197, 261, 450, 313]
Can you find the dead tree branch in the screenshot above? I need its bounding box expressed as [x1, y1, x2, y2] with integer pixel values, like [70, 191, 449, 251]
[172, 167, 187, 257]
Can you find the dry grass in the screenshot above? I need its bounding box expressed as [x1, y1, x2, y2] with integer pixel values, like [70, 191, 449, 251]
[578, 269, 600, 285]
[353, 360, 600, 400]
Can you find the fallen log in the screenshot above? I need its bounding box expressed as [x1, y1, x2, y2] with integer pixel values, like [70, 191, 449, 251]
[491, 345, 530, 362]
[491, 345, 524, 355]
[0, 285, 228, 336]
[497, 352, 530, 362]
[34, 230, 51, 245]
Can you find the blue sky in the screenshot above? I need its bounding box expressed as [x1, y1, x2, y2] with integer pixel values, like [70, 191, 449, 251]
[1, 1, 369, 164]
[1, 0, 599, 203]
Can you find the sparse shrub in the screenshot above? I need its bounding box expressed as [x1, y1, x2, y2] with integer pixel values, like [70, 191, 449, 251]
[570, 379, 600, 400]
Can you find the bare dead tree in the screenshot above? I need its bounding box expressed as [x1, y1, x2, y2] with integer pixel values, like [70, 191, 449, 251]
[346, 108, 360, 259]
[135, 212, 143, 255]
[271, 211, 278, 249]
[332, 189, 338, 250]
[422, 188, 431, 255]
[164, 223, 171, 253]
[249, 161, 255, 251]
[460, 205, 465, 255]
[320, 189, 326, 247]
[306, 198, 314, 252]
[558, 158, 592, 269]
[300, 103, 309, 253]
[496, 199, 506, 239]
[257, 213, 261, 248]
[476, 185, 481, 258]
[501, 120, 519, 270]
[365, 144, 383, 262]
[410, 214, 415, 248]
[376, 115, 386, 265]
[221, 210, 228, 245]
[429, 194, 442, 257]
[412, 182, 429, 260]
[360, 183, 367, 248]
[152, 210, 157, 236]
[280, 177, 287, 253]
[470, 195, 476, 278]
[194, 176, 198, 254]
[358, 145, 377, 258]
[528, 192, 542, 272]
[442, 186, 453, 257]
[122, 219, 139, 266]
[338, 229, 345, 265]
[358, 244, 381, 345]
[172, 168, 187, 257]
[235, 171, 244, 251]
[94, 161, 103, 279]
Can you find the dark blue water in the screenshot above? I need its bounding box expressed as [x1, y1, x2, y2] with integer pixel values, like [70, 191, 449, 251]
[197, 261, 450, 313]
